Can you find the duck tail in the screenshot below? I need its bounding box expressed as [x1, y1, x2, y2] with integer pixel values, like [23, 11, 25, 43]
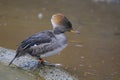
[8, 52, 19, 66]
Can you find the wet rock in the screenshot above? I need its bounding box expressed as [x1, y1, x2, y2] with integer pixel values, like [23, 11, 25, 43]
[0, 47, 78, 80]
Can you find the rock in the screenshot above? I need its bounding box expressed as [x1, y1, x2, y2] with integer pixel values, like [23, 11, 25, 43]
[0, 47, 78, 80]
[92, 0, 120, 4]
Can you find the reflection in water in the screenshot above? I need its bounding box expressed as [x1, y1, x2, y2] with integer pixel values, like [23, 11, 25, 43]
[0, 0, 120, 79]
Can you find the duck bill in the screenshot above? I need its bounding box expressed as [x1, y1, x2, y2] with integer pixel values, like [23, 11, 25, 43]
[70, 30, 80, 34]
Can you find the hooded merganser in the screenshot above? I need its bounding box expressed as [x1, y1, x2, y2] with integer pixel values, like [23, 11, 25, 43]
[9, 13, 80, 66]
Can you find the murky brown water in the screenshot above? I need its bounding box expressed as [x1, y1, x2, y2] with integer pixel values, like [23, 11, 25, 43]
[0, 0, 120, 79]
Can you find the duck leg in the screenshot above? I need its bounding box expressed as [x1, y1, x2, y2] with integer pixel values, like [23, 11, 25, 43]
[38, 58, 61, 67]
[39, 58, 45, 65]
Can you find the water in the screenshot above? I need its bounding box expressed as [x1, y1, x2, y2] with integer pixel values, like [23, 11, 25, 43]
[0, 63, 37, 80]
[0, 0, 120, 79]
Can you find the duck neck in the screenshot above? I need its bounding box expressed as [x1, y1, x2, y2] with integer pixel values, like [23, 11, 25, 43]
[53, 27, 65, 34]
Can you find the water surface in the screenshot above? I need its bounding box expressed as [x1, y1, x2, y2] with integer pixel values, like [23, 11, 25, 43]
[0, 63, 37, 80]
[0, 0, 120, 79]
